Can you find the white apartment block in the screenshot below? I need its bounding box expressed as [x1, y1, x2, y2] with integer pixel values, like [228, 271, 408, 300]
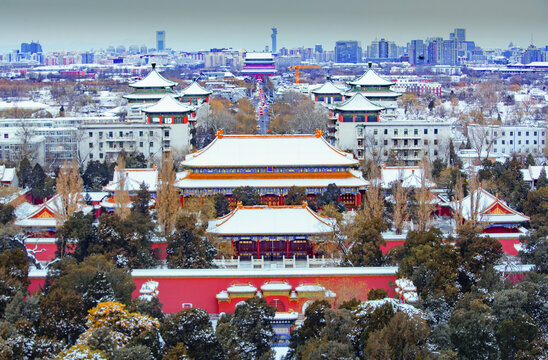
[353, 120, 454, 164]
[467, 123, 547, 158]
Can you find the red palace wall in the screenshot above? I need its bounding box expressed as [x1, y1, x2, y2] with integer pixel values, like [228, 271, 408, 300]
[380, 240, 405, 254]
[29, 268, 398, 314]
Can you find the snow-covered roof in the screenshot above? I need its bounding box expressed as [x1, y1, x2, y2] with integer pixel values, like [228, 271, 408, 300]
[227, 283, 257, 293]
[0, 165, 16, 182]
[129, 65, 177, 89]
[123, 93, 166, 101]
[179, 81, 212, 97]
[348, 69, 395, 87]
[103, 168, 158, 192]
[15, 193, 92, 228]
[453, 187, 529, 223]
[83, 192, 110, 202]
[207, 204, 335, 235]
[311, 81, 346, 95]
[142, 95, 194, 114]
[182, 131, 358, 167]
[245, 52, 274, 60]
[333, 93, 385, 112]
[295, 283, 326, 292]
[261, 281, 293, 291]
[354, 298, 426, 319]
[520, 165, 548, 183]
[343, 90, 401, 98]
[176, 169, 368, 190]
[380, 166, 436, 189]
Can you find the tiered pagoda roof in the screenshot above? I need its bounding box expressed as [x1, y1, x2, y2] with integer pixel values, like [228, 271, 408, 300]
[179, 81, 212, 97]
[207, 203, 336, 235]
[142, 95, 194, 115]
[103, 167, 158, 193]
[311, 81, 346, 95]
[348, 69, 395, 87]
[333, 93, 385, 112]
[128, 64, 178, 89]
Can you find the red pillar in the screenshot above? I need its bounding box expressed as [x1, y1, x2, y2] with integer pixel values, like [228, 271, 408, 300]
[286, 239, 289, 258]
[179, 195, 184, 209]
[231, 239, 235, 258]
[312, 243, 315, 258]
[279, 194, 284, 205]
[257, 240, 260, 259]
[356, 192, 362, 207]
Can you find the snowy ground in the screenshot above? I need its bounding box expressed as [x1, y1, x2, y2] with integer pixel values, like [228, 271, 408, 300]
[274, 347, 289, 360]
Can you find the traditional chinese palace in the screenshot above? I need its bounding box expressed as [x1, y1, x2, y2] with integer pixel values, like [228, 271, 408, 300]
[176, 130, 368, 208]
[178, 81, 212, 105]
[242, 52, 276, 79]
[207, 203, 335, 260]
[454, 187, 530, 255]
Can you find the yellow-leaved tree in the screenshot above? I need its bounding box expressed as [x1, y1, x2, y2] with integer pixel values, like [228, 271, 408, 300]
[55, 159, 83, 225]
[157, 152, 179, 234]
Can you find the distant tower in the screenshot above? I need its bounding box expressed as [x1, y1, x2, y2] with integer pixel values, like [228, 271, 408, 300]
[156, 30, 165, 51]
[271, 27, 277, 54]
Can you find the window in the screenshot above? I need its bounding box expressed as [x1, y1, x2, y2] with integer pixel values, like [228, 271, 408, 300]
[494, 148, 497, 153]
[384, 129, 388, 135]
[510, 140, 513, 144]
[357, 128, 364, 137]
[89, 143, 93, 148]
[404, 139, 408, 146]
[414, 129, 418, 135]
[526, 140, 529, 144]
[149, 142, 153, 147]
[88, 132, 93, 137]
[357, 139, 363, 146]
[510, 132, 513, 136]
[384, 139, 388, 145]
[139, 131, 144, 137]
[3, 134, 7, 139]
[434, 150, 438, 156]
[404, 129, 408, 135]
[355, 115, 365, 123]
[543, 140, 546, 145]
[534, 140, 537, 145]
[414, 139, 418, 145]
[149, 131, 154, 136]
[534, 132, 537, 136]
[526, 132, 529, 136]
[119, 131, 123, 137]
[109, 131, 113, 138]
[89, 153, 93, 159]
[518, 132, 521, 136]
[99, 132, 103, 137]
[424, 129, 428, 135]
[99, 153, 103, 159]
[164, 130, 170, 137]
[394, 129, 398, 135]
[434, 139, 438, 145]
[424, 139, 428, 145]
[373, 129, 378, 135]
[502, 132, 505, 136]
[139, 142, 143, 147]
[518, 140, 521, 145]
[494, 131, 497, 136]
[434, 128, 438, 134]
[502, 140, 505, 144]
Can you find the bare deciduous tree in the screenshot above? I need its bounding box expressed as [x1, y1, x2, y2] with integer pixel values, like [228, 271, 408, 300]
[393, 182, 408, 235]
[362, 162, 384, 221]
[113, 155, 131, 220]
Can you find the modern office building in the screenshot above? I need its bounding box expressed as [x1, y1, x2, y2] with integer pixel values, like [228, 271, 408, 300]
[156, 31, 166, 51]
[334, 41, 362, 63]
[409, 40, 425, 65]
[271, 27, 277, 54]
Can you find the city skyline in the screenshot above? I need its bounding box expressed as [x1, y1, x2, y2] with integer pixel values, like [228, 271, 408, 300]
[0, 0, 547, 53]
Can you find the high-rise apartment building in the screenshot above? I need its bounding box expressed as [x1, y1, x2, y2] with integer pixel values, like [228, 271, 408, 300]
[367, 39, 398, 60]
[409, 40, 425, 65]
[156, 31, 166, 51]
[334, 41, 362, 63]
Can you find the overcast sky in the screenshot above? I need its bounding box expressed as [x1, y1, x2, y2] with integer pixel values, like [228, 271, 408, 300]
[1, 0, 547, 52]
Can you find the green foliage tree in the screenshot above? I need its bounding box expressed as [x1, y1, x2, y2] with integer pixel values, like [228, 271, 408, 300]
[0, 204, 14, 225]
[46, 255, 135, 312]
[39, 288, 87, 344]
[123, 151, 148, 168]
[160, 307, 224, 360]
[94, 212, 157, 268]
[399, 229, 461, 303]
[132, 182, 150, 217]
[345, 217, 388, 266]
[214, 194, 230, 217]
[82, 160, 115, 191]
[166, 214, 217, 269]
[287, 300, 332, 357]
[0, 249, 29, 316]
[216, 297, 275, 360]
[535, 168, 548, 188]
[232, 186, 261, 205]
[367, 288, 388, 300]
[363, 312, 431, 360]
[57, 211, 97, 260]
[497, 315, 547, 360]
[449, 296, 499, 360]
[523, 186, 548, 230]
[285, 186, 308, 205]
[519, 228, 548, 273]
[316, 183, 345, 212]
[16, 157, 33, 189]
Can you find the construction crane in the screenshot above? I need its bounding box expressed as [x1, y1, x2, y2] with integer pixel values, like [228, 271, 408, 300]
[289, 65, 321, 84]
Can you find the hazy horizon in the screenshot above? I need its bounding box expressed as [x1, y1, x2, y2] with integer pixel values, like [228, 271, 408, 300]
[1, 0, 547, 53]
